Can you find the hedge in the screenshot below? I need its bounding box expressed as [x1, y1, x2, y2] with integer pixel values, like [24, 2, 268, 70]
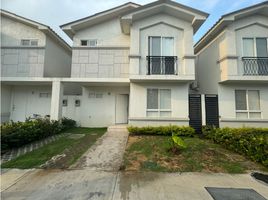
[1, 117, 76, 152]
[128, 125, 195, 137]
[202, 126, 268, 167]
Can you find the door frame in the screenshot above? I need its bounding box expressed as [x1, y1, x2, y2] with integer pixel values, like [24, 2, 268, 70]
[115, 94, 129, 124]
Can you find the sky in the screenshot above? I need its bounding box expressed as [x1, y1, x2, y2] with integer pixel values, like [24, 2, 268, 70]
[1, 0, 266, 46]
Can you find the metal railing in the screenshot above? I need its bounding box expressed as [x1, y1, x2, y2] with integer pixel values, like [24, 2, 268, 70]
[146, 56, 177, 75]
[242, 57, 268, 75]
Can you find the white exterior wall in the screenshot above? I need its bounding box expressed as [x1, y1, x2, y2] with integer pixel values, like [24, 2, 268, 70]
[1, 48, 45, 77]
[44, 36, 71, 77]
[1, 16, 46, 46]
[63, 86, 130, 127]
[71, 18, 130, 78]
[218, 83, 268, 128]
[9, 85, 52, 122]
[1, 16, 46, 77]
[129, 14, 195, 78]
[62, 95, 82, 125]
[71, 48, 129, 78]
[196, 13, 268, 128]
[233, 15, 268, 75]
[196, 33, 224, 94]
[1, 85, 12, 122]
[129, 82, 189, 126]
[73, 18, 130, 46]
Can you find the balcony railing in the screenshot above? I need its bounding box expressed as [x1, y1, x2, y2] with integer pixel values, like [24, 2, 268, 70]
[242, 57, 268, 75]
[146, 56, 177, 75]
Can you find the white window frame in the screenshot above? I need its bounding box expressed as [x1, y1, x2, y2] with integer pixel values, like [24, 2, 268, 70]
[235, 89, 262, 119]
[80, 39, 97, 47]
[146, 88, 171, 117]
[148, 36, 175, 57]
[242, 37, 268, 57]
[21, 39, 38, 46]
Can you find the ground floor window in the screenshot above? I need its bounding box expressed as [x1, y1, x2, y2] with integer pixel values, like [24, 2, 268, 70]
[147, 88, 171, 117]
[235, 90, 261, 119]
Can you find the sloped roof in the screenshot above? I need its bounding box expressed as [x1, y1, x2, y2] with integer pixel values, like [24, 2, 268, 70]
[194, 1, 268, 54]
[61, 0, 208, 38]
[1, 9, 71, 52]
[60, 2, 140, 39]
[120, 0, 209, 34]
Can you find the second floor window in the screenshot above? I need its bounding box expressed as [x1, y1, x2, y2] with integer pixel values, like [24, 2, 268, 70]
[81, 39, 97, 47]
[21, 39, 38, 46]
[243, 38, 268, 57]
[242, 38, 268, 75]
[147, 36, 177, 75]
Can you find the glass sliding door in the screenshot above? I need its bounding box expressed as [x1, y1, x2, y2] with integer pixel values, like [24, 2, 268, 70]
[243, 38, 254, 57]
[149, 37, 161, 74]
[148, 36, 175, 75]
[256, 38, 268, 75]
[243, 38, 256, 75]
[162, 37, 174, 74]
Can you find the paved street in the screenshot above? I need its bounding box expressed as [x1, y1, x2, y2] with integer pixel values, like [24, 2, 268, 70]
[1, 169, 268, 200]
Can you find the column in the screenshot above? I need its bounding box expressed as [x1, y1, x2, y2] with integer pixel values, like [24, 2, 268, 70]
[50, 80, 63, 120]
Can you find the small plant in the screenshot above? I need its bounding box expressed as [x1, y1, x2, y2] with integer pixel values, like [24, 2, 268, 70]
[61, 117, 76, 130]
[168, 133, 187, 154]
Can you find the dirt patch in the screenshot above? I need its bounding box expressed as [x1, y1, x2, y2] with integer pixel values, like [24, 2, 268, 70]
[126, 136, 142, 147]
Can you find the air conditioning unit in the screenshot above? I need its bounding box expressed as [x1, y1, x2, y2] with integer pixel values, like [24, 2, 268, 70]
[190, 81, 199, 91]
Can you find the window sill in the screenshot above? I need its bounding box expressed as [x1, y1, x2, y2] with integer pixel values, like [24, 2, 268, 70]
[220, 118, 268, 122]
[129, 117, 189, 121]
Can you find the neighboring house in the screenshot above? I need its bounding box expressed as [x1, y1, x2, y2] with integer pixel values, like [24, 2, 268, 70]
[60, 0, 208, 127]
[195, 2, 268, 128]
[1, 10, 72, 123]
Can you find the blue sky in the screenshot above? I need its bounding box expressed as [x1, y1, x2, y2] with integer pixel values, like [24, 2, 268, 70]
[1, 0, 266, 45]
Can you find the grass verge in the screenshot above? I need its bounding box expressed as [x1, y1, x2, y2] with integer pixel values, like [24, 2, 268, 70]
[1, 127, 106, 169]
[123, 136, 267, 173]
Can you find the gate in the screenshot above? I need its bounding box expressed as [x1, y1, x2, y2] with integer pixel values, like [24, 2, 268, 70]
[205, 94, 219, 128]
[189, 94, 202, 133]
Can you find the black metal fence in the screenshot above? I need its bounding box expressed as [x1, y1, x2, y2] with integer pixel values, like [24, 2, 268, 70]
[146, 56, 177, 75]
[242, 57, 268, 75]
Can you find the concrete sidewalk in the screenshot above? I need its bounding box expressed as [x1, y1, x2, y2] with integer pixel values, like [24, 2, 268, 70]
[1, 169, 268, 200]
[71, 125, 129, 171]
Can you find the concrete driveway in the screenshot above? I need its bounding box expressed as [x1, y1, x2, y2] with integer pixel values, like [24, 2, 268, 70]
[1, 169, 268, 200]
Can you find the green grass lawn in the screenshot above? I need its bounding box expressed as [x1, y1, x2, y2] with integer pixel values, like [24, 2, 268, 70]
[123, 136, 267, 173]
[1, 127, 106, 169]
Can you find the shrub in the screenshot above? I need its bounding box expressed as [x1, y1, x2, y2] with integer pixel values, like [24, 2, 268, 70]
[1, 118, 76, 152]
[61, 117, 76, 130]
[128, 125, 195, 137]
[202, 126, 268, 167]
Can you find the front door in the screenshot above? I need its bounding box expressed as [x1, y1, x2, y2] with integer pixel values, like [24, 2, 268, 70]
[11, 88, 28, 122]
[115, 94, 129, 124]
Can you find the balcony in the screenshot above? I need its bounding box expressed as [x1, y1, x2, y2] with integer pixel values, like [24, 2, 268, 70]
[242, 57, 268, 76]
[146, 56, 177, 75]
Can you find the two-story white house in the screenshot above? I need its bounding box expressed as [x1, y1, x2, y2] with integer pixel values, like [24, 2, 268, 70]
[1, 10, 72, 122]
[195, 2, 268, 128]
[60, 0, 208, 127]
